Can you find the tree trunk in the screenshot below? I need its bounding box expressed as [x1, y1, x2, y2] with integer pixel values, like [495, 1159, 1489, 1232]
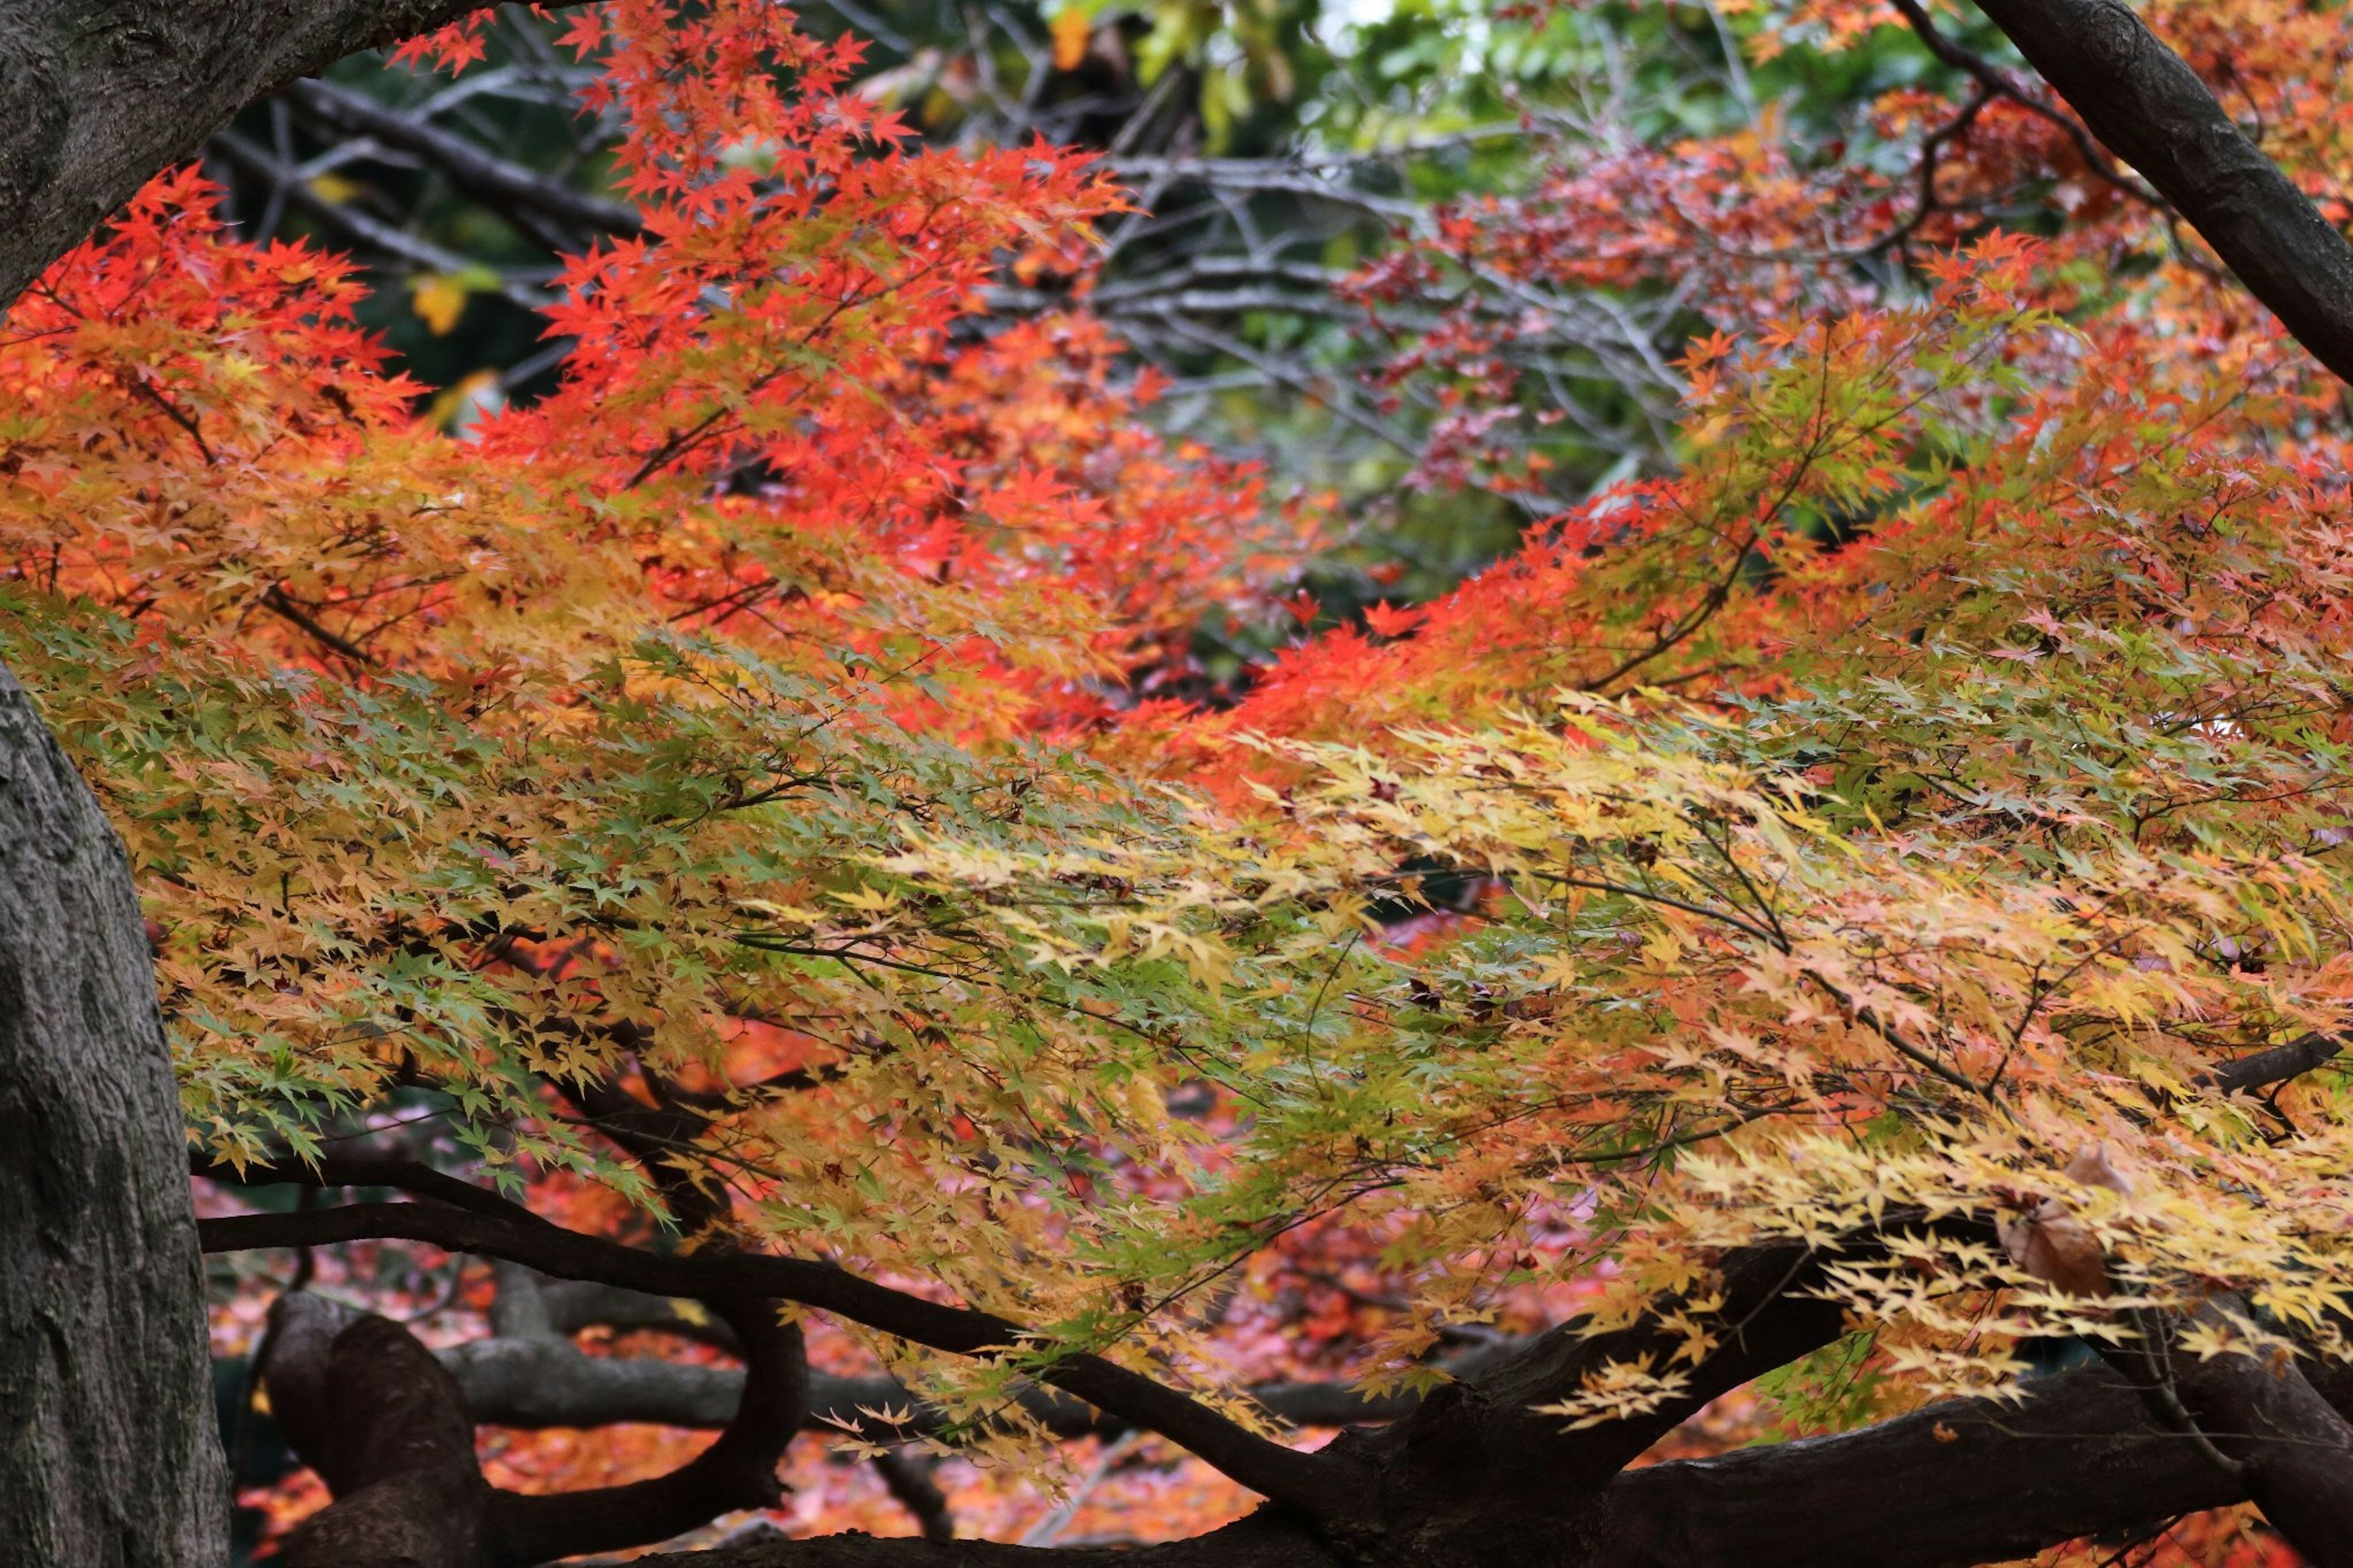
[0, 0, 524, 309]
[0, 9, 547, 1560]
[0, 665, 227, 1566]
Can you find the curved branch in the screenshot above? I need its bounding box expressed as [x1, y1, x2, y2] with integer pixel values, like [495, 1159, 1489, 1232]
[1591, 1360, 2238, 1568]
[194, 1151, 548, 1227]
[490, 1297, 806, 1564]
[199, 1200, 1369, 1520]
[623, 1358, 2353, 1568]
[257, 1289, 806, 1567]
[1969, 0, 2353, 387]
[1343, 1228, 1872, 1545]
[2097, 1298, 2353, 1566]
[257, 1297, 495, 1567]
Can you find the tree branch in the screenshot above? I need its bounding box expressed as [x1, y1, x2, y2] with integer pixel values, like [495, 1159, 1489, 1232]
[2096, 1297, 2353, 1567]
[257, 1287, 807, 1567]
[490, 1297, 806, 1564]
[2196, 1031, 2343, 1097]
[1890, 0, 2166, 213]
[207, 129, 556, 306]
[0, 1, 563, 309]
[624, 1358, 2353, 1568]
[1968, 0, 2353, 387]
[257, 1294, 498, 1567]
[194, 1151, 548, 1228]
[1590, 1360, 2252, 1568]
[284, 75, 643, 240]
[199, 1200, 1369, 1520]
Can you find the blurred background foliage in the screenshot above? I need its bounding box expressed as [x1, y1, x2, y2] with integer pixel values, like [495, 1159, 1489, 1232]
[199, 0, 2079, 688]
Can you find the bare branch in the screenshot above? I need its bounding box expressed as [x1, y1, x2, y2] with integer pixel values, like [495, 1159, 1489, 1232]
[284, 76, 642, 239]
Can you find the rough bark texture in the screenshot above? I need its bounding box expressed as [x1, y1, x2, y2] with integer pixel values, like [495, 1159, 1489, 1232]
[0, 8, 545, 1562]
[1972, 0, 2353, 387]
[0, 0, 522, 311]
[0, 665, 227, 1566]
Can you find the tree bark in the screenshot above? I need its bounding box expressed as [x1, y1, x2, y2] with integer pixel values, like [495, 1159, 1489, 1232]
[0, 0, 528, 311]
[259, 1295, 497, 1568]
[624, 1360, 2353, 1568]
[1971, 0, 2353, 388]
[2100, 1302, 2353, 1568]
[257, 1289, 811, 1567]
[0, 666, 227, 1566]
[0, 10, 542, 1562]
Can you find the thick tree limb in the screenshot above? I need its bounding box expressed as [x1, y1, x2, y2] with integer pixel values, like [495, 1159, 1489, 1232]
[205, 1037, 2349, 1559]
[224, 1211, 1919, 1551]
[2197, 1031, 2343, 1097]
[0, 1, 537, 309]
[199, 1200, 1371, 1520]
[1590, 1360, 2250, 1568]
[216, 1180, 2346, 1564]
[2098, 1299, 2353, 1568]
[1969, 0, 2353, 387]
[1318, 1228, 1883, 1562]
[258, 1289, 807, 1567]
[623, 1360, 2353, 1568]
[2175, 1347, 2353, 1567]
[259, 1295, 497, 1567]
[445, 1324, 746, 1426]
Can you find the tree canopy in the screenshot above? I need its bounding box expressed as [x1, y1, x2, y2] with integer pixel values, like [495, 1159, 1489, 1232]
[7, 1, 2353, 1565]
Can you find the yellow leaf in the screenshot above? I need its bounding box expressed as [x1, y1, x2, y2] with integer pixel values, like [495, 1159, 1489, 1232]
[1050, 7, 1091, 72]
[411, 273, 471, 336]
[424, 369, 500, 430]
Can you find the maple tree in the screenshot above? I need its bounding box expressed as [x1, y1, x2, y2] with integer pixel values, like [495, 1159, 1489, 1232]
[10, 1, 2353, 1566]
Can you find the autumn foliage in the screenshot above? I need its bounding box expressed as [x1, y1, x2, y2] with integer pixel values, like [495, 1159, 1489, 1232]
[5, 0, 2352, 1562]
